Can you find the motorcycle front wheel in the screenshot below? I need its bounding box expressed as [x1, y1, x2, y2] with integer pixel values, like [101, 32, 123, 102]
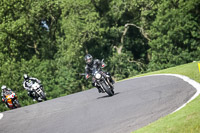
[102, 82, 114, 96]
[40, 92, 47, 101]
[13, 100, 21, 108]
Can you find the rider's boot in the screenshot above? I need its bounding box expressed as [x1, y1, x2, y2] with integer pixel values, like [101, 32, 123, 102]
[110, 77, 115, 84]
[38, 97, 42, 101]
[97, 86, 102, 93]
[28, 91, 36, 101]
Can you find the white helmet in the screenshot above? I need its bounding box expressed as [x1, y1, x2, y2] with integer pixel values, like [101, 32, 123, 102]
[1, 85, 7, 90]
[24, 74, 29, 80]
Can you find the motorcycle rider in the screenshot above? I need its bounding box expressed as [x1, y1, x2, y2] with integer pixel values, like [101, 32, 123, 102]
[84, 54, 114, 93]
[23, 74, 42, 101]
[1, 85, 12, 107]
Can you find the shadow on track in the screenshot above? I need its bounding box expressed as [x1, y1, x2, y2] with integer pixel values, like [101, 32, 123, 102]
[97, 92, 120, 99]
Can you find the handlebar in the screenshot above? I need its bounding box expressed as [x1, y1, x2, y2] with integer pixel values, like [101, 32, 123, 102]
[79, 73, 86, 76]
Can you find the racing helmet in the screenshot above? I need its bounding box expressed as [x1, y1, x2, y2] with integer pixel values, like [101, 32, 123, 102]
[24, 74, 29, 80]
[84, 54, 93, 65]
[1, 85, 7, 90]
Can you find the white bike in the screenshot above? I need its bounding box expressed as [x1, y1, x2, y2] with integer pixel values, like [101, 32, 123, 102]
[31, 82, 47, 102]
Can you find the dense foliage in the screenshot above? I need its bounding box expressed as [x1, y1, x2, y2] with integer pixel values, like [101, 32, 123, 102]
[0, 0, 199, 111]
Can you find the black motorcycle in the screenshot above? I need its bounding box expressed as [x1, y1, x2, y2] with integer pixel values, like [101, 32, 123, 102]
[81, 59, 115, 96]
[91, 67, 115, 96]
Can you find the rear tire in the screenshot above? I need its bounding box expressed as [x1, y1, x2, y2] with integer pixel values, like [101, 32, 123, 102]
[111, 89, 114, 94]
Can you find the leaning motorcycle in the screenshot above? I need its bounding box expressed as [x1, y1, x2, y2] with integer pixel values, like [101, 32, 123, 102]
[92, 67, 115, 96]
[5, 91, 21, 109]
[31, 81, 47, 102]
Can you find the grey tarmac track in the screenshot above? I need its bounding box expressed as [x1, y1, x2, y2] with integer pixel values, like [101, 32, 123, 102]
[0, 75, 197, 133]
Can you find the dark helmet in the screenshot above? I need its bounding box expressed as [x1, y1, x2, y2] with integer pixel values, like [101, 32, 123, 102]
[23, 74, 29, 80]
[84, 54, 93, 65]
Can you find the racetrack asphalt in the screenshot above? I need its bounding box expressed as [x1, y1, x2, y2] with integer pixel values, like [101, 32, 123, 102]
[0, 75, 197, 133]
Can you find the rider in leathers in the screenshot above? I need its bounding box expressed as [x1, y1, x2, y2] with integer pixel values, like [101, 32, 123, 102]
[23, 74, 42, 101]
[84, 54, 114, 93]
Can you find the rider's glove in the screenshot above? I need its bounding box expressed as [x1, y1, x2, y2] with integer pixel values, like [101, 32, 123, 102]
[2, 98, 6, 103]
[101, 63, 106, 68]
[85, 74, 90, 79]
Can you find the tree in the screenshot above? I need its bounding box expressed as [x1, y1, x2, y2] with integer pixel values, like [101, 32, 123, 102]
[148, 0, 200, 70]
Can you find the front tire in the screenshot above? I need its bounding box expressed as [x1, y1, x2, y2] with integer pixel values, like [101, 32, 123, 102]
[39, 92, 47, 101]
[42, 92, 47, 100]
[102, 82, 114, 96]
[13, 100, 21, 108]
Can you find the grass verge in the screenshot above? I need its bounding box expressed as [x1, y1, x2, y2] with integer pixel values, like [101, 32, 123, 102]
[132, 61, 200, 133]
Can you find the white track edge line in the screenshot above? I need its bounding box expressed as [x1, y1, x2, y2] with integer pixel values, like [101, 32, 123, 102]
[0, 74, 198, 120]
[0, 113, 3, 120]
[122, 74, 200, 113]
[165, 74, 200, 113]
